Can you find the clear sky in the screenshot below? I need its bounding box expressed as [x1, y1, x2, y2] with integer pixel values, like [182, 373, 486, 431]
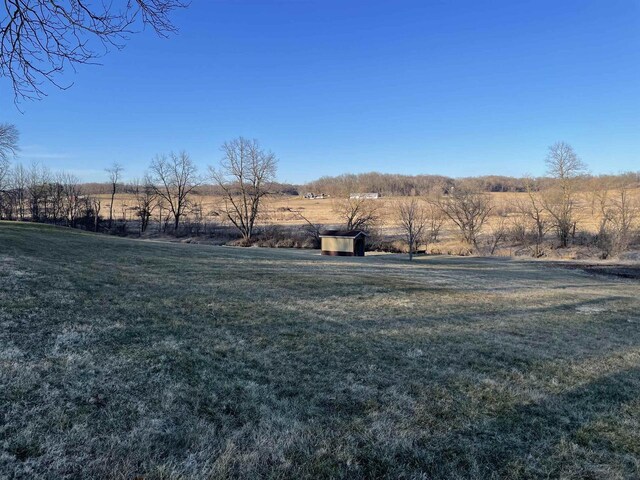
[1, 0, 639, 184]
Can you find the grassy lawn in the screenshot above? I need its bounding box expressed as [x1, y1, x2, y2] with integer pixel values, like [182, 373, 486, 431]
[1, 222, 639, 479]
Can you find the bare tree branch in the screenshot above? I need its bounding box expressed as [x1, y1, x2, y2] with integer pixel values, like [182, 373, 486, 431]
[1, 0, 187, 101]
[432, 183, 492, 249]
[0, 123, 19, 161]
[332, 196, 380, 232]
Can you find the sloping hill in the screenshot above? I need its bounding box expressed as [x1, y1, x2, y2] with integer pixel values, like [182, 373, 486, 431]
[1, 222, 640, 478]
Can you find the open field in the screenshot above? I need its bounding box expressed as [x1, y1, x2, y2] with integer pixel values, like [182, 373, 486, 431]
[98, 192, 559, 226]
[98, 189, 640, 261]
[2, 223, 640, 478]
[98, 189, 640, 236]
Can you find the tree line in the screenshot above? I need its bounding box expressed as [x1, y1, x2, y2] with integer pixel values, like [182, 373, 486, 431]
[0, 127, 277, 242]
[388, 142, 640, 259]
[303, 170, 639, 197]
[1, 125, 638, 259]
[304, 142, 638, 259]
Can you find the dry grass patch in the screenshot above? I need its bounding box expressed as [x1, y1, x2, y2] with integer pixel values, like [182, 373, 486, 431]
[1, 222, 639, 479]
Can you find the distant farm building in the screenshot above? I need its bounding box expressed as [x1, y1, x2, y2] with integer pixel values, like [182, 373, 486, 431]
[319, 230, 367, 256]
[303, 193, 329, 199]
[349, 192, 380, 199]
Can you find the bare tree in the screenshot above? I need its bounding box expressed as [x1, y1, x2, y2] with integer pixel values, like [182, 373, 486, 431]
[189, 199, 206, 236]
[545, 142, 587, 180]
[0, 124, 19, 160]
[542, 142, 587, 247]
[1, 1, 186, 101]
[434, 184, 492, 248]
[288, 208, 323, 248]
[11, 163, 27, 219]
[105, 162, 124, 229]
[515, 177, 550, 257]
[27, 162, 51, 221]
[332, 196, 380, 231]
[0, 125, 18, 205]
[397, 198, 427, 260]
[0, 155, 10, 195]
[424, 200, 445, 246]
[92, 198, 102, 232]
[149, 152, 199, 232]
[59, 172, 83, 227]
[487, 215, 508, 255]
[209, 137, 277, 242]
[0, 161, 10, 218]
[156, 197, 168, 233]
[608, 185, 639, 254]
[592, 182, 612, 240]
[46, 178, 65, 223]
[132, 177, 157, 234]
[597, 182, 639, 257]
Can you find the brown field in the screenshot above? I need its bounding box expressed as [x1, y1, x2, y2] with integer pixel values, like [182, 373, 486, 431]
[101, 191, 627, 228]
[99, 190, 640, 244]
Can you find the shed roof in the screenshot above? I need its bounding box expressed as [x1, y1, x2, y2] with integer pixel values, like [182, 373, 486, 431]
[319, 230, 368, 238]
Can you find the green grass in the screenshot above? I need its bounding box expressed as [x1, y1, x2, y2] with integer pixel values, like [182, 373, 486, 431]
[1, 222, 640, 479]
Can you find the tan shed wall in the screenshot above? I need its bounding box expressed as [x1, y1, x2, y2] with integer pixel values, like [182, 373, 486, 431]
[321, 237, 354, 253]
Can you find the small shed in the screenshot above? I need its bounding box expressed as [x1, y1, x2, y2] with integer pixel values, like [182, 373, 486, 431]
[319, 230, 367, 256]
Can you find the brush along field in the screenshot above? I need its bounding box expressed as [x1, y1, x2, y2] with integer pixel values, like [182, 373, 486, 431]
[100, 192, 553, 226]
[2, 222, 640, 479]
[99, 189, 640, 235]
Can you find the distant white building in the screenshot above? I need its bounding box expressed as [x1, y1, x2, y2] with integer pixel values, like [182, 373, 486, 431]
[349, 192, 381, 200]
[303, 193, 329, 199]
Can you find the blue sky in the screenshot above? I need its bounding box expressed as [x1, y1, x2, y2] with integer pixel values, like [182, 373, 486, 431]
[1, 0, 639, 184]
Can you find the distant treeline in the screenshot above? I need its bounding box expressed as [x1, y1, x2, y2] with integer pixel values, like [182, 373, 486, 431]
[301, 171, 640, 197]
[79, 181, 301, 197]
[10, 172, 640, 205]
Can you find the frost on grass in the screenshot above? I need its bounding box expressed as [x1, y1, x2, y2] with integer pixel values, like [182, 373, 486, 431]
[2, 224, 640, 479]
[576, 305, 607, 314]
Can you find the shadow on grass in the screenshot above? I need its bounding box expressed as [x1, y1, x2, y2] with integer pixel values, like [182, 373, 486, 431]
[419, 366, 640, 478]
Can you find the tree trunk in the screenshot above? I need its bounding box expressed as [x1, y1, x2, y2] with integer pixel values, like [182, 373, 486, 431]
[108, 189, 115, 229]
